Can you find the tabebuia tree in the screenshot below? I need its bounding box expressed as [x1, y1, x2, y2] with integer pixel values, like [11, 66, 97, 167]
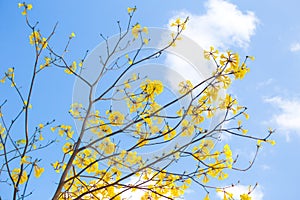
[0, 3, 275, 200]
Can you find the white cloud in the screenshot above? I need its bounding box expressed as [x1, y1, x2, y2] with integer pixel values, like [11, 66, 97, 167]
[164, 0, 259, 89]
[256, 78, 274, 89]
[216, 184, 264, 200]
[163, 0, 258, 97]
[290, 42, 300, 52]
[169, 0, 259, 49]
[261, 164, 271, 171]
[264, 96, 300, 141]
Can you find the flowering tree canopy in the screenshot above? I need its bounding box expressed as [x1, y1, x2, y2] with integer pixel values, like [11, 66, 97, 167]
[0, 3, 275, 200]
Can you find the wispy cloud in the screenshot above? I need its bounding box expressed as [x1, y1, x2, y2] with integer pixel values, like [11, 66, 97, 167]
[216, 184, 264, 200]
[256, 78, 274, 89]
[290, 42, 300, 52]
[164, 0, 259, 90]
[169, 0, 259, 49]
[264, 96, 300, 141]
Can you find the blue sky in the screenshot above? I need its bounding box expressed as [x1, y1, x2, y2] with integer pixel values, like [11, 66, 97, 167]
[1, 0, 300, 199]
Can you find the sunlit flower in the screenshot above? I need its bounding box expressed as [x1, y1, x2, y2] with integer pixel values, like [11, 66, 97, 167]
[170, 18, 186, 30]
[18, 3, 32, 15]
[34, 164, 44, 178]
[131, 23, 148, 39]
[11, 168, 28, 184]
[64, 61, 77, 74]
[181, 119, 194, 136]
[204, 46, 219, 60]
[178, 80, 193, 95]
[69, 32, 76, 39]
[240, 193, 252, 200]
[62, 142, 74, 154]
[108, 111, 124, 126]
[127, 7, 136, 14]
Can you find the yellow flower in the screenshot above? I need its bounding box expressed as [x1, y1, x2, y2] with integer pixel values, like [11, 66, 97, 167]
[62, 142, 74, 154]
[23, 100, 32, 109]
[86, 159, 98, 174]
[132, 23, 141, 39]
[27, 4, 32, 10]
[247, 55, 255, 61]
[217, 75, 231, 89]
[64, 61, 77, 74]
[69, 32, 76, 39]
[131, 24, 148, 39]
[190, 107, 205, 124]
[124, 80, 131, 89]
[126, 151, 141, 165]
[170, 18, 186, 30]
[163, 126, 176, 141]
[176, 109, 183, 117]
[131, 73, 138, 81]
[127, 7, 136, 13]
[234, 63, 250, 80]
[69, 103, 83, 118]
[51, 161, 62, 173]
[19, 3, 32, 15]
[171, 18, 180, 25]
[39, 133, 44, 141]
[34, 164, 44, 178]
[50, 126, 57, 132]
[0, 77, 5, 83]
[267, 139, 276, 146]
[181, 119, 194, 136]
[243, 112, 250, 120]
[240, 193, 252, 200]
[142, 27, 148, 34]
[11, 168, 28, 184]
[257, 139, 262, 147]
[202, 174, 209, 183]
[16, 139, 26, 145]
[29, 31, 41, 45]
[140, 79, 163, 101]
[98, 138, 116, 154]
[223, 144, 233, 166]
[20, 156, 30, 164]
[38, 123, 44, 129]
[58, 125, 74, 138]
[221, 51, 240, 68]
[143, 38, 149, 45]
[204, 46, 219, 60]
[104, 141, 115, 154]
[41, 37, 48, 49]
[125, 54, 133, 65]
[193, 139, 214, 160]
[108, 111, 124, 126]
[203, 193, 210, 200]
[219, 94, 237, 111]
[0, 124, 6, 137]
[178, 80, 193, 94]
[206, 107, 215, 118]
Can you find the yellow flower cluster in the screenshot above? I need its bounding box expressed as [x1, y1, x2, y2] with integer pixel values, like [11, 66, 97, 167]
[18, 2, 32, 15]
[39, 57, 51, 70]
[171, 18, 187, 30]
[131, 23, 148, 39]
[29, 31, 48, 50]
[64, 61, 77, 75]
[140, 79, 163, 101]
[1, 68, 16, 87]
[51, 124, 74, 139]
